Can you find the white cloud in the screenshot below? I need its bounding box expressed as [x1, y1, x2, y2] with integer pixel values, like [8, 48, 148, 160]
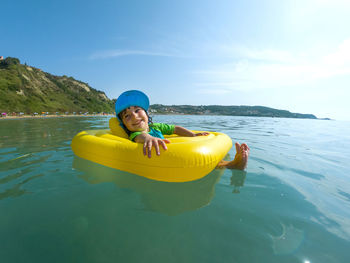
[89, 49, 177, 60]
[196, 88, 233, 95]
[220, 45, 298, 63]
[194, 39, 350, 92]
[323, 39, 350, 67]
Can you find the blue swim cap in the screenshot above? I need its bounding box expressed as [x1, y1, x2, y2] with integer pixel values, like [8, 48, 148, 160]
[115, 90, 150, 118]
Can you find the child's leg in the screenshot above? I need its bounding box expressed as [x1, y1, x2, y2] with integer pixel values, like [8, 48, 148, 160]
[217, 142, 250, 170]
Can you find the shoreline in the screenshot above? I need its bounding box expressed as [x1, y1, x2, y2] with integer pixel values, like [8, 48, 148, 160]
[0, 113, 331, 121]
[0, 114, 114, 120]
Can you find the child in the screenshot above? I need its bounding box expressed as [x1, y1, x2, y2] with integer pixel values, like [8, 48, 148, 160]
[115, 90, 249, 170]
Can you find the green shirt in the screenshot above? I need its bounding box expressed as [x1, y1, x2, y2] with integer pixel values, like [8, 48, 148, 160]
[129, 123, 175, 141]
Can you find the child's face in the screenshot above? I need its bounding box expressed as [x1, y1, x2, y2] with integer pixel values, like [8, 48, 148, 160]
[121, 106, 149, 132]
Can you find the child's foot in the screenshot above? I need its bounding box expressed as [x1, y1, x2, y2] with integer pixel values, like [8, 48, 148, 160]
[217, 142, 250, 170]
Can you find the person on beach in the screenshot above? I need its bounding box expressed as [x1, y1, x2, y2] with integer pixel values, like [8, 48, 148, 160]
[115, 90, 249, 170]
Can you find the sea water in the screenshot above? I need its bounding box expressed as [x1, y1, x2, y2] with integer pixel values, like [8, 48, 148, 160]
[0, 115, 349, 263]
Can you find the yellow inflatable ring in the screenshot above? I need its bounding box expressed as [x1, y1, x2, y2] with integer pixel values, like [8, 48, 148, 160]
[71, 118, 232, 182]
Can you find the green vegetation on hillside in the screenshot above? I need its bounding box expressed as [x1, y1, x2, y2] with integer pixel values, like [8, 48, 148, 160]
[0, 57, 318, 119]
[150, 104, 317, 119]
[0, 57, 114, 114]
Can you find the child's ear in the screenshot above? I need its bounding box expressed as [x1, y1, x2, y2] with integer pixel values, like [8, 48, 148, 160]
[109, 117, 128, 138]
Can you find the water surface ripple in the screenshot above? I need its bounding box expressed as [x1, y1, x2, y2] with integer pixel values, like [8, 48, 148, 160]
[0, 116, 349, 263]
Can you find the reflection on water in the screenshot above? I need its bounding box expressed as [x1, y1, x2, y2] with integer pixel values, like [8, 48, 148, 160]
[0, 117, 108, 154]
[73, 157, 225, 216]
[270, 223, 305, 255]
[1, 116, 350, 263]
[0, 172, 44, 200]
[230, 170, 247, 194]
[0, 117, 108, 201]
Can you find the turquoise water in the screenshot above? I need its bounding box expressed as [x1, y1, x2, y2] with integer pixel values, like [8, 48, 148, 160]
[1, 115, 350, 263]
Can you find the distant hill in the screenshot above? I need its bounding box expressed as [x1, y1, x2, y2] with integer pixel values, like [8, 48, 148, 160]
[0, 57, 318, 119]
[0, 57, 114, 114]
[150, 104, 317, 119]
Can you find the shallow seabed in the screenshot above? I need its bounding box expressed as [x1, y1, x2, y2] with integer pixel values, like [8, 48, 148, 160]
[1, 115, 350, 263]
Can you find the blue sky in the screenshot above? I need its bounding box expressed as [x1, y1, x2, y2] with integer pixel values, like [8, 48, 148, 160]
[2, 0, 350, 120]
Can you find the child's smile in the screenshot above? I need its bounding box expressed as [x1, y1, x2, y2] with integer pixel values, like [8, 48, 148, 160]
[121, 106, 149, 132]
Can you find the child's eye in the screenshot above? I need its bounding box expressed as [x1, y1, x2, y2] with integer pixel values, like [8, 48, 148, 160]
[135, 109, 140, 113]
[124, 114, 130, 119]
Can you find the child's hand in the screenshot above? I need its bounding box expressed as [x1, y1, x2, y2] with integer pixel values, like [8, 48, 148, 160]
[194, 132, 210, 136]
[143, 135, 170, 158]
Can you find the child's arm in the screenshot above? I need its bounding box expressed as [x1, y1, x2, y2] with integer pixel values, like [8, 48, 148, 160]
[174, 126, 210, 137]
[134, 133, 170, 158]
